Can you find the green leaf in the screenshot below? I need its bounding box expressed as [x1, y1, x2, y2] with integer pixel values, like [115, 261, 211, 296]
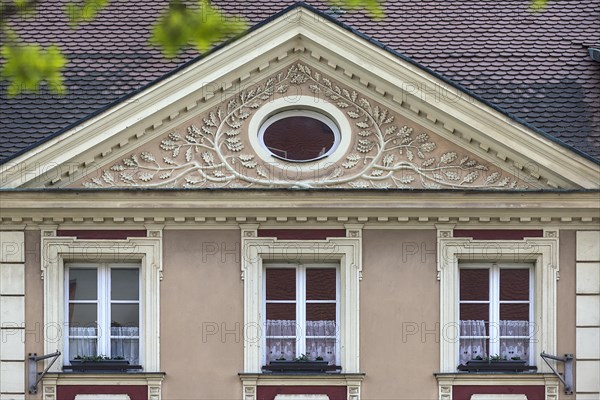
[328, 0, 385, 20]
[1, 43, 67, 97]
[150, 0, 248, 58]
[531, 0, 548, 11]
[65, 0, 109, 27]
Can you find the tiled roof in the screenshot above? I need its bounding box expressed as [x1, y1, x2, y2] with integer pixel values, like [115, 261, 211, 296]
[1, 0, 599, 163]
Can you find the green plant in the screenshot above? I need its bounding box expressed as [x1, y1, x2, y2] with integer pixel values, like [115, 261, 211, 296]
[472, 354, 522, 362]
[73, 354, 125, 361]
[315, 356, 324, 361]
[293, 353, 311, 362]
[275, 356, 286, 361]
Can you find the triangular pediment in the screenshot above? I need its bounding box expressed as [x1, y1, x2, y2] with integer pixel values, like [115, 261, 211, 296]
[70, 62, 536, 190]
[1, 5, 597, 189]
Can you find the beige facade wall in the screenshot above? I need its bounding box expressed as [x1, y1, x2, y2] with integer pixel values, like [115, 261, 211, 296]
[161, 229, 243, 400]
[10, 226, 585, 400]
[24, 230, 43, 400]
[160, 228, 440, 399]
[361, 229, 439, 399]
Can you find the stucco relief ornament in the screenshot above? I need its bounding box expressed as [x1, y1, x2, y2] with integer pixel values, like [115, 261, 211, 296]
[83, 64, 525, 189]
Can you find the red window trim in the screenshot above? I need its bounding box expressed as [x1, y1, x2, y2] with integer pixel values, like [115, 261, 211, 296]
[453, 385, 544, 400]
[454, 230, 543, 240]
[56, 230, 147, 240]
[258, 229, 346, 240]
[257, 386, 347, 400]
[57, 385, 147, 400]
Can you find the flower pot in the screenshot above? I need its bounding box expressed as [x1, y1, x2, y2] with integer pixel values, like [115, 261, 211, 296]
[266, 360, 329, 372]
[68, 359, 134, 371]
[459, 359, 535, 373]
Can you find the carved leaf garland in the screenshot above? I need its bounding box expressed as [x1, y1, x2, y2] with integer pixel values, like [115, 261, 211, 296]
[83, 63, 527, 190]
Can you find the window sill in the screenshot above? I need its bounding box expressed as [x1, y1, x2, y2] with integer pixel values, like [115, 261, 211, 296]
[434, 372, 560, 386]
[262, 362, 338, 374]
[63, 363, 143, 372]
[240, 372, 365, 386]
[43, 371, 165, 386]
[457, 361, 537, 373]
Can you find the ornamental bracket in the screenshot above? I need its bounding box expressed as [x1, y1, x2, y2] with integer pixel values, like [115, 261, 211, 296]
[28, 350, 61, 394]
[541, 351, 574, 395]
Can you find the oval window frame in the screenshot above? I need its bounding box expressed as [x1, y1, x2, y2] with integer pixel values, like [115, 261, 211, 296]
[248, 96, 352, 171]
[258, 110, 341, 163]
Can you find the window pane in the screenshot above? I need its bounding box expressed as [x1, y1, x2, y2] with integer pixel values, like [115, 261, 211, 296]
[500, 303, 530, 321]
[69, 303, 97, 330]
[263, 116, 335, 161]
[265, 319, 298, 337]
[306, 319, 337, 337]
[460, 319, 487, 338]
[306, 303, 336, 322]
[111, 268, 139, 300]
[460, 303, 489, 322]
[306, 268, 336, 300]
[266, 338, 296, 363]
[499, 320, 531, 337]
[306, 338, 336, 364]
[500, 269, 530, 300]
[459, 338, 487, 364]
[111, 304, 139, 327]
[111, 337, 139, 364]
[69, 338, 97, 360]
[266, 303, 296, 321]
[68, 268, 97, 300]
[266, 268, 296, 300]
[500, 338, 530, 361]
[460, 269, 489, 300]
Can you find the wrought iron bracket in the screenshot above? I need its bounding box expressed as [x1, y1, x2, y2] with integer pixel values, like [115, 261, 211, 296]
[541, 351, 574, 395]
[28, 350, 61, 394]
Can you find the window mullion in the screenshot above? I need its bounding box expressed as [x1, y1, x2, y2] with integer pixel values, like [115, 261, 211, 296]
[490, 263, 500, 357]
[529, 266, 535, 365]
[64, 268, 70, 362]
[98, 264, 109, 357]
[297, 264, 306, 357]
[336, 265, 341, 366]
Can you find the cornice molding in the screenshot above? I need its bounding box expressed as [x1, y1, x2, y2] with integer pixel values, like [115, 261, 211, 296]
[1, 191, 598, 227]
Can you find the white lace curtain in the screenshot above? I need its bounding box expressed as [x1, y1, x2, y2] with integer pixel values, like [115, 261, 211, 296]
[459, 320, 530, 364]
[459, 320, 487, 364]
[69, 327, 139, 364]
[265, 319, 337, 364]
[499, 320, 530, 361]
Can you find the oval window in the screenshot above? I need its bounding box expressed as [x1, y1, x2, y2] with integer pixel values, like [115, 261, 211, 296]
[259, 111, 340, 162]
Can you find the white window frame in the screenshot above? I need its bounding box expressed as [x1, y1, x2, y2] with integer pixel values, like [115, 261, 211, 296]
[41, 228, 162, 372]
[247, 96, 353, 170]
[459, 262, 534, 364]
[263, 262, 340, 365]
[64, 262, 142, 363]
[241, 224, 362, 373]
[436, 226, 559, 373]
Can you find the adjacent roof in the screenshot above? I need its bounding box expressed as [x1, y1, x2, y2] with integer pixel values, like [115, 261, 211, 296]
[1, 0, 599, 163]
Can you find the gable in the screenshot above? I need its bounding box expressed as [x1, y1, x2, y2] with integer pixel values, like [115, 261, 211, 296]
[71, 62, 532, 190]
[1, 6, 598, 189]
